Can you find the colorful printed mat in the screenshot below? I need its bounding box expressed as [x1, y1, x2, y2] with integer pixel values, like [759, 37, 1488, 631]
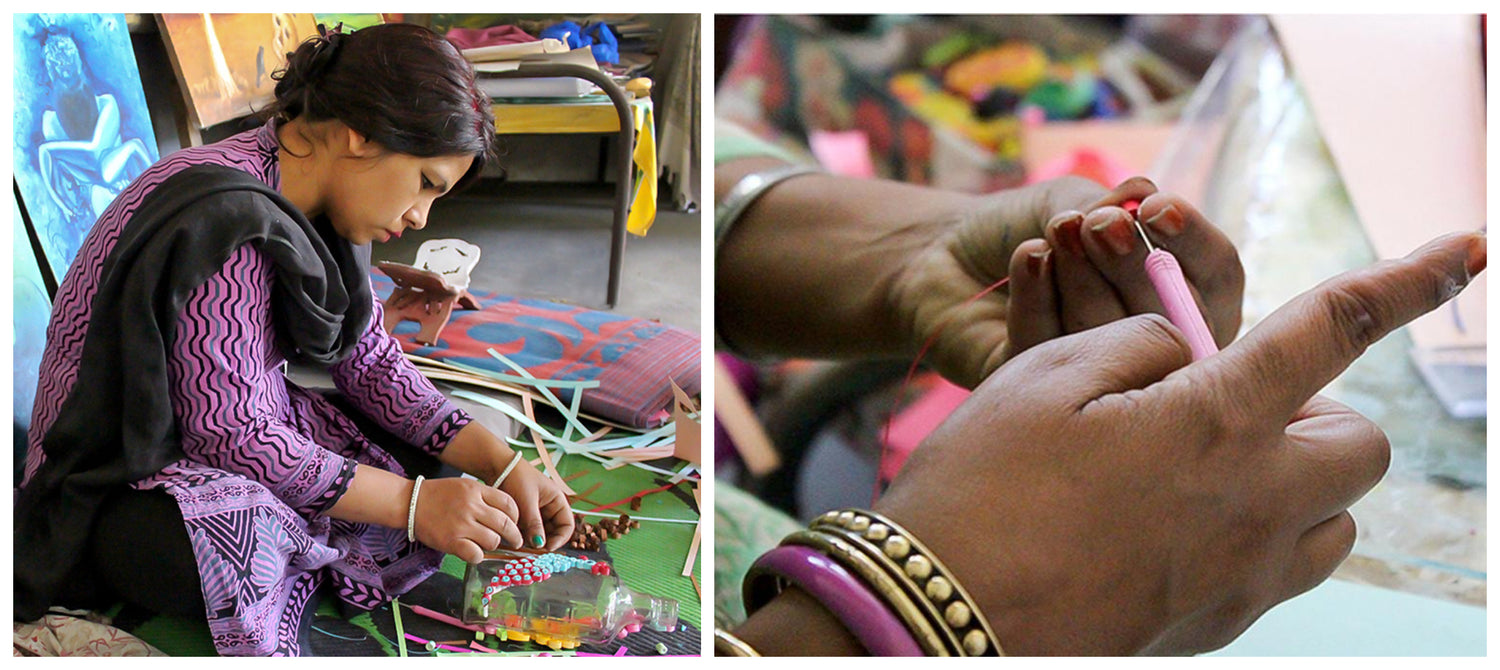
[371, 274, 701, 430]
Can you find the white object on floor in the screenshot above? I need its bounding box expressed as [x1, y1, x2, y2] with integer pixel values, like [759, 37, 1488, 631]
[414, 238, 482, 291]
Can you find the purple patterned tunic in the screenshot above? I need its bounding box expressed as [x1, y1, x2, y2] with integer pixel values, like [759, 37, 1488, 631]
[22, 122, 472, 656]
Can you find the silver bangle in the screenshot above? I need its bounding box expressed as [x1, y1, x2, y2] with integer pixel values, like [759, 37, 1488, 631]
[491, 451, 525, 489]
[713, 163, 823, 255]
[714, 163, 824, 356]
[407, 475, 425, 544]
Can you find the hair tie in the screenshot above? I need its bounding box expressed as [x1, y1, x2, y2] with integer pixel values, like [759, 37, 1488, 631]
[317, 22, 347, 45]
[292, 22, 345, 84]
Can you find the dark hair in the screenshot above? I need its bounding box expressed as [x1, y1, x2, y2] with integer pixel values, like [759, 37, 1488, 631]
[264, 23, 495, 190]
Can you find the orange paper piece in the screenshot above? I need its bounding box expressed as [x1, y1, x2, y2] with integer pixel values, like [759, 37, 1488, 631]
[669, 380, 701, 466]
[594, 444, 677, 461]
[521, 394, 575, 496]
[713, 357, 781, 475]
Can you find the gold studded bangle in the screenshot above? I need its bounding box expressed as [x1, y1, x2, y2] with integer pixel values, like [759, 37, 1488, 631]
[713, 628, 761, 656]
[808, 524, 964, 654]
[714, 626, 762, 659]
[810, 508, 1005, 656]
[779, 529, 953, 656]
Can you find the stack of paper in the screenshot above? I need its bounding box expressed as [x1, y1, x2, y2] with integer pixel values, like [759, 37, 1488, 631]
[461, 38, 570, 63]
[465, 41, 602, 99]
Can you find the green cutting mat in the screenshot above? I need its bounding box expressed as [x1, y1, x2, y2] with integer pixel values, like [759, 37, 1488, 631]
[127, 442, 700, 655]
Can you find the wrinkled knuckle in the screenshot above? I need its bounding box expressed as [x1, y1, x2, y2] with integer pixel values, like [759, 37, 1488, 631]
[1317, 281, 1385, 357]
[1422, 260, 1467, 308]
[1202, 404, 1253, 446]
[1052, 174, 1101, 197]
[1042, 175, 1105, 211]
[1132, 313, 1191, 359]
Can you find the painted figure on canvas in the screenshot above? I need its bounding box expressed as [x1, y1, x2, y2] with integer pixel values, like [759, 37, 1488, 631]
[37, 27, 153, 226]
[13, 13, 157, 278]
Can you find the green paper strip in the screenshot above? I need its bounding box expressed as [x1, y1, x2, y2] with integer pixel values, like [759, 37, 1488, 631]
[426, 357, 601, 390]
[487, 349, 594, 439]
[454, 390, 585, 450]
[484, 407, 677, 456]
[393, 597, 408, 658]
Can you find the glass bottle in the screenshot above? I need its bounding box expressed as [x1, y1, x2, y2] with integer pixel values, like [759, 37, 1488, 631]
[461, 549, 679, 650]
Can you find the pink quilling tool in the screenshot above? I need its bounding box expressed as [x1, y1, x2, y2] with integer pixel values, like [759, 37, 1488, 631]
[1124, 201, 1218, 360]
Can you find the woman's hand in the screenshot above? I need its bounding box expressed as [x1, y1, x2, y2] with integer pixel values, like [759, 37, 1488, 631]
[888, 176, 1244, 389]
[874, 232, 1481, 654]
[1005, 177, 1244, 360]
[736, 231, 1483, 655]
[439, 423, 577, 553]
[411, 477, 523, 564]
[491, 456, 577, 551]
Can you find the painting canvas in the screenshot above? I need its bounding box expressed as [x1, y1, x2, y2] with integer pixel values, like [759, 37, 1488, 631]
[158, 13, 320, 129]
[13, 13, 159, 283]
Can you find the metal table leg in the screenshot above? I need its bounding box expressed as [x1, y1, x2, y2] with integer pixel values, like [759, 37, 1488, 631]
[489, 63, 635, 308]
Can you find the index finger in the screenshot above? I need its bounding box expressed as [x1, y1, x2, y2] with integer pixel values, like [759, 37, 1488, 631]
[1198, 232, 1483, 422]
[480, 487, 524, 548]
[481, 485, 520, 520]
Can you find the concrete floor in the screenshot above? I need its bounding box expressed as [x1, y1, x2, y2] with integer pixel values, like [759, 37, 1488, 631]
[290, 184, 701, 432]
[372, 183, 702, 334]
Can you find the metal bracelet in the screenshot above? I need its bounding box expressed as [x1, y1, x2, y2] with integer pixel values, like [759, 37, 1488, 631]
[811, 509, 1005, 656]
[713, 163, 824, 254]
[491, 451, 525, 489]
[713, 628, 761, 657]
[406, 475, 425, 544]
[810, 523, 964, 654]
[779, 529, 953, 655]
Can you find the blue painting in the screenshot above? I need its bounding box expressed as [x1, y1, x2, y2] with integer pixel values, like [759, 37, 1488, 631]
[14, 198, 51, 483]
[13, 13, 157, 283]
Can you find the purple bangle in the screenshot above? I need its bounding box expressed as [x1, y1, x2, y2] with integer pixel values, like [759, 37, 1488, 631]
[746, 544, 925, 656]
